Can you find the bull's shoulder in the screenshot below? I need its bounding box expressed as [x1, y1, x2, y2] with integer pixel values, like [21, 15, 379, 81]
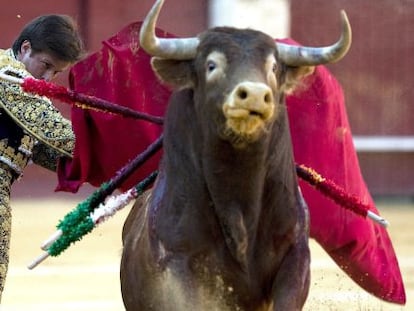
[122, 190, 152, 244]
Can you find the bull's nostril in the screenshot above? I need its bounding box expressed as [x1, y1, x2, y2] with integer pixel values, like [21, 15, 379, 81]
[264, 93, 272, 103]
[237, 89, 248, 100]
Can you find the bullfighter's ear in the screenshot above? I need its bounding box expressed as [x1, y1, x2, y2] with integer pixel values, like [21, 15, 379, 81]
[282, 66, 315, 94]
[151, 57, 194, 88]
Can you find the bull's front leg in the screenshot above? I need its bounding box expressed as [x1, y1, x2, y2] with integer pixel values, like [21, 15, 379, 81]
[271, 189, 310, 310]
[271, 233, 310, 310]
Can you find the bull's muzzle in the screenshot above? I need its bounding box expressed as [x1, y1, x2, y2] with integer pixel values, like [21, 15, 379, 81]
[223, 82, 275, 137]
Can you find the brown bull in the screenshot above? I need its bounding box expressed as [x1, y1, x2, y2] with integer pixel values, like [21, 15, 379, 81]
[121, 0, 351, 310]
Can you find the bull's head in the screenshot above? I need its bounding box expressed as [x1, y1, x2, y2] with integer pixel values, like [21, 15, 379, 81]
[140, 0, 351, 147]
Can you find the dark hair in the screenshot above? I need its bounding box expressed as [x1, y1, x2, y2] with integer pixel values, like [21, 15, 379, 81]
[12, 14, 84, 63]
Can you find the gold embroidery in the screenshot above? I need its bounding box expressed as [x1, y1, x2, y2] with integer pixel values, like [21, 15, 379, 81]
[0, 49, 25, 71]
[0, 164, 13, 299]
[18, 135, 34, 155]
[0, 139, 30, 175]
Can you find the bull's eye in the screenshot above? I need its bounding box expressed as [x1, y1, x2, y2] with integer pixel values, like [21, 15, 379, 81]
[205, 52, 226, 82]
[206, 60, 216, 73]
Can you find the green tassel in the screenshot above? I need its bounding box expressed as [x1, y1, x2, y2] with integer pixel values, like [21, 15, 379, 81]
[47, 172, 157, 257]
[48, 217, 95, 256]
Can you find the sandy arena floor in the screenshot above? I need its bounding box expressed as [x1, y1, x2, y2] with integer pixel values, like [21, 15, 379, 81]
[0, 198, 412, 310]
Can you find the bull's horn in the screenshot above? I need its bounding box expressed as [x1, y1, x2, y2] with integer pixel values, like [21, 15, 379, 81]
[139, 0, 199, 59]
[276, 10, 352, 66]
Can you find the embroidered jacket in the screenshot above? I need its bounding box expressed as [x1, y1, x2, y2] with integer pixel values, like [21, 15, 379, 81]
[0, 48, 74, 178]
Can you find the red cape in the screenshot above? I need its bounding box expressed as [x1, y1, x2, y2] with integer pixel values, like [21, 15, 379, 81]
[56, 22, 405, 304]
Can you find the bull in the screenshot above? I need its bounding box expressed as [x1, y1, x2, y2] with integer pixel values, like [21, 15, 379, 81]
[121, 0, 351, 310]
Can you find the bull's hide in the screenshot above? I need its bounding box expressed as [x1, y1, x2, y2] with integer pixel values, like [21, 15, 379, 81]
[56, 22, 405, 304]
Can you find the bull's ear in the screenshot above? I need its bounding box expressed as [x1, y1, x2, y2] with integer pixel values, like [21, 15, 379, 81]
[282, 65, 315, 94]
[151, 57, 194, 88]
